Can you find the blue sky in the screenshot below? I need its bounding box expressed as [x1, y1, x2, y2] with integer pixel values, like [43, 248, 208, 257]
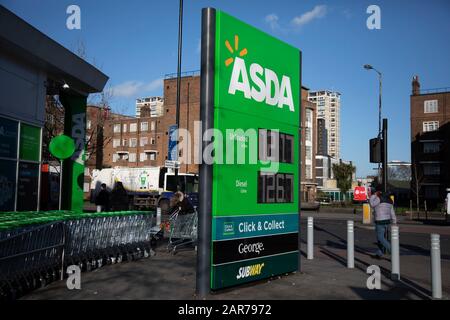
[2, 0, 450, 177]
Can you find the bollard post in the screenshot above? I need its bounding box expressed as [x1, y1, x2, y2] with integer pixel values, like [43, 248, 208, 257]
[363, 203, 371, 224]
[425, 200, 428, 221]
[156, 207, 162, 227]
[307, 217, 313, 260]
[409, 200, 413, 220]
[347, 220, 354, 268]
[431, 234, 442, 299]
[391, 225, 400, 280]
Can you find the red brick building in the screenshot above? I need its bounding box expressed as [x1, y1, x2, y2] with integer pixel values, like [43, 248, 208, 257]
[410, 76, 450, 207]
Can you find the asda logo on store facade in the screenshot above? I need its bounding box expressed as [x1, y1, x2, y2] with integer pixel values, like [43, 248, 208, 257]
[225, 36, 294, 112]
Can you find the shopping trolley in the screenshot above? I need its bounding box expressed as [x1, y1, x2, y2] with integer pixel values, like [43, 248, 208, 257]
[167, 209, 198, 254]
[0, 222, 65, 300]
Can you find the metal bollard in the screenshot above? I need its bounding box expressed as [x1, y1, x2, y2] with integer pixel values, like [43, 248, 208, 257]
[431, 234, 442, 299]
[307, 217, 313, 260]
[347, 220, 354, 268]
[156, 207, 162, 227]
[391, 225, 400, 280]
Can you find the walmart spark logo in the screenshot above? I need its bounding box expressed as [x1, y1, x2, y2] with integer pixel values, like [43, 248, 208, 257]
[224, 35, 248, 67]
[225, 35, 295, 112]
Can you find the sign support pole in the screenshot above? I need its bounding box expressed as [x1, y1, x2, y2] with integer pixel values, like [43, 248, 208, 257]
[197, 7, 215, 298]
[59, 159, 63, 210]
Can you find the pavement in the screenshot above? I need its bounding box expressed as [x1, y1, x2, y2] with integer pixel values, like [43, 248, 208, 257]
[22, 212, 450, 300]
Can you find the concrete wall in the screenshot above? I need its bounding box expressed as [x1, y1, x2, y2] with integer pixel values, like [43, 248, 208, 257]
[0, 51, 45, 126]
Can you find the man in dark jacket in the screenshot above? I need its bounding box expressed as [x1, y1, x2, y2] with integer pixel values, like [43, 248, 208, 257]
[95, 183, 110, 212]
[110, 181, 129, 211]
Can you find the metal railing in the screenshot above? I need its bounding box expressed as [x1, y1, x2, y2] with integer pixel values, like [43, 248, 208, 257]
[164, 70, 200, 80]
[419, 87, 450, 95]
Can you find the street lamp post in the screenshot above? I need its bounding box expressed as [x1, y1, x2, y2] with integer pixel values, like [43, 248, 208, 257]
[364, 64, 384, 188]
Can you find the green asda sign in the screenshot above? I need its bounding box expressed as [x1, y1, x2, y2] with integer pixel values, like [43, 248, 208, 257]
[198, 8, 301, 291]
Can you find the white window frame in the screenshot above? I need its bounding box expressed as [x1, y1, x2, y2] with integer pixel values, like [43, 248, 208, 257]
[129, 153, 136, 162]
[149, 151, 157, 161]
[424, 100, 438, 113]
[112, 154, 119, 162]
[130, 123, 137, 133]
[423, 121, 439, 133]
[130, 138, 138, 148]
[113, 124, 121, 133]
[140, 152, 147, 162]
[140, 137, 148, 147]
[113, 139, 121, 148]
[151, 121, 156, 131]
[141, 122, 149, 132]
[423, 142, 440, 154]
[123, 124, 127, 133]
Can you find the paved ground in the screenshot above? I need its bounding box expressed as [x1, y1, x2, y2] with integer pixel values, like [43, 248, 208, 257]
[22, 213, 450, 300]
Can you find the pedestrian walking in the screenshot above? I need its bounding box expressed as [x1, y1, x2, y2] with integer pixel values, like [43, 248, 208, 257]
[369, 185, 397, 258]
[110, 181, 129, 211]
[95, 183, 110, 212]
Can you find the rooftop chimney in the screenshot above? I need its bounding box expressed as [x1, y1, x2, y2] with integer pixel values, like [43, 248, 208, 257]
[412, 75, 420, 95]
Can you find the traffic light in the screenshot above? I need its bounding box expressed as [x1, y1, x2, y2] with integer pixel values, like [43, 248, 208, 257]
[370, 138, 382, 163]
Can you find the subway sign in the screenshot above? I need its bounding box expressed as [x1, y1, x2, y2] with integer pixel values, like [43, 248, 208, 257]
[200, 9, 301, 290]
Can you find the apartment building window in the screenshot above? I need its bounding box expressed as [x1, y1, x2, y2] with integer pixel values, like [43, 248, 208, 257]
[423, 164, 440, 176]
[151, 121, 156, 131]
[112, 154, 119, 162]
[130, 138, 138, 148]
[140, 153, 147, 162]
[122, 139, 128, 147]
[87, 120, 91, 130]
[151, 138, 156, 145]
[305, 165, 312, 180]
[423, 121, 439, 132]
[129, 153, 136, 162]
[305, 127, 312, 142]
[141, 122, 148, 132]
[305, 146, 312, 161]
[423, 142, 441, 154]
[149, 152, 157, 161]
[424, 100, 438, 113]
[113, 139, 120, 148]
[140, 137, 148, 147]
[113, 124, 121, 133]
[123, 124, 127, 133]
[130, 123, 137, 132]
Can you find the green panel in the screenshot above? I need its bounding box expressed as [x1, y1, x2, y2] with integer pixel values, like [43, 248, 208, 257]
[61, 93, 87, 213]
[212, 252, 298, 290]
[210, 10, 301, 290]
[20, 123, 41, 162]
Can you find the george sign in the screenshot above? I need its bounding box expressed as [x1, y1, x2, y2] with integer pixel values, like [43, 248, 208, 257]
[0, 117, 19, 159]
[168, 124, 178, 161]
[20, 123, 41, 162]
[201, 9, 301, 290]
